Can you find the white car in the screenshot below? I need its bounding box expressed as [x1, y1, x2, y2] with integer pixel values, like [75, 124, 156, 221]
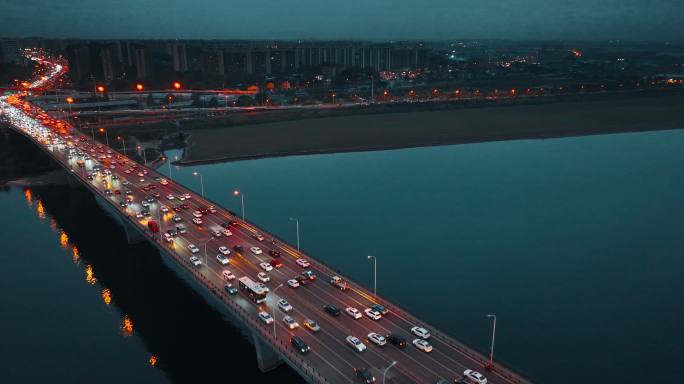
[216, 254, 230, 265]
[178, 196, 186, 201]
[364, 308, 382, 321]
[464, 370, 487, 384]
[283, 315, 299, 329]
[253, 233, 265, 241]
[192, 217, 203, 225]
[221, 229, 233, 236]
[346, 307, 362, 319]
[166, 194, 175, 200]
[160, 205, 169, 213]
[287, 279, 300, 288]
[188, 244, 199, 254]
[413, 338, 433, 353]
[211, 230, 222, 237]
[278, 299, 293, 312]
[193, 211, 203, 218]
[258, 311, 274, 324]
[222, 270, 236, 281]
[160, 179, 169, 185]
[218, 246, 230, 255]
[208, 206, 217, 213]
[367, 332, 386, 346]
[296, 258, 310, 268]
[346, 336, 366, 352]
[189, 256, 202, 267]
[257, 272, 270, 283]
[183, 193, 191, 199]
[163, 233, 173, 243]
[250, 246, 263, 255]
[259, 262, 273, 271]
[411, 326, 431, 339]
[173, 215, 182, 223]
[257, 283, 269, 292]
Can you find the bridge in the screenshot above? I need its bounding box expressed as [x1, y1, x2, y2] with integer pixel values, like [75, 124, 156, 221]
[0, 52, 533, 384]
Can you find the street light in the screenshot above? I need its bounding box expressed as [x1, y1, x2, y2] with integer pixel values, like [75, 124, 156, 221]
[201, 238, 212, 268]
[233, 190, 245, 220]
[289, 217, 300, 252]
[116, 135, 126, 155]
[135, 83, 144, 91]
[367, 255, 377, 296]
[172, 81, 182, 90]
[192, 171, 204, 197]
[383, 361, 397, 384]
[486, 314, 497, 370]
[96, 85, 105, 93]
[137, 145, 147, 165]
[98, 127, 109, 146]
[271, 283, 284, 338]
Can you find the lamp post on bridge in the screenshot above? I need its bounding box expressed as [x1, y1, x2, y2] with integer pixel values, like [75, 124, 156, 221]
[289, 217, 300, 252]
[367, 255, 377, 297]
[116, 135, 126, 156]
[383, 361, 397, 384]
[271, 283, 284, 338]
[233, 190, 245, 220]
[192, 171, 204, 197]
[98, 127, 109, 146]
[486, 314, 497, 370]
[201, 238, 212, 267]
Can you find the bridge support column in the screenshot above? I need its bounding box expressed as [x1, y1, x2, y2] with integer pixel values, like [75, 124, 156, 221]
[65, 171, 82, 189]
[252, 332, 283, 373]
[121, 217, 146, 245]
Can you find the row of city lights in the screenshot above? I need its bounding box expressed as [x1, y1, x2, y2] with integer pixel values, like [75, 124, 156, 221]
[89, 81, 183, 94]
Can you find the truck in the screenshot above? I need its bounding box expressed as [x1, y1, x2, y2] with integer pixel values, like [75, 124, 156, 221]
[330, 275, 348, 291]
[147, 220, 159, 233]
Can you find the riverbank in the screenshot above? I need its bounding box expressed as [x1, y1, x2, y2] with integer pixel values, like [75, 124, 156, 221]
[179, 92, 684, 164]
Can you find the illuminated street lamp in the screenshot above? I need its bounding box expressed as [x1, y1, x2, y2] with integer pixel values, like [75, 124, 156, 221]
[172, 81, 182, 90]
[233, 190, 245, 220]
[192, 171, 204, 197]
[65, 96, 74, 114]
[331, 93, 336, 104]
[98, 127, 109, 146]
[135, 83, 144, 91]
[137, 145, 147, 165]
[96, 85, 106, 93]
[116, 135, 126, 155]
[367, 255, 377, 296]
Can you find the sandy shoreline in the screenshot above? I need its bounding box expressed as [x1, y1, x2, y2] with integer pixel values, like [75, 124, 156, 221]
[178, 93, 684, 164]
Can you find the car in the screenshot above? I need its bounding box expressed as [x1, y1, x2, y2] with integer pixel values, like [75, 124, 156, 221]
[259, 262, 273, 271]
[295, 258, 310, 268]
[114, 190, 122, 195]
[163, 233, 173, 243]
[412, 338, 433, 353]
[411, 326, 431, 339]
[218, 246, 230, 255]
[268, 249, 282, 257]
[211, 230, 222, 237]
[193, 210, 203, 218]
[354, 368, 375, 384]
[222, 270, 236, 281]
[152, 192, 161, 199]
[283, 315, 299, 329]
[370, 304, 388, 316]
[258, 311, 274, 324]
[229, 220, 238, 227]
[386, 333, 407, 349]
[291, 336, 310, 354]
[346, 307, 362, 319]
[166, 228, 178, 237]
[270, 258, 283, 269]
[463, 370, 488, 384]
[189, 256, 202, 267]
[233, 245, 244, 252]
[160, 179, 169, 185]
[216, 254, 230, 265]
[346, 336, 366, 352]
[324, 304, 341, 317]
[367, 332, 387, 346]
[257, 272, 270, 283]
[178, 195, 186, 201]
[364, 308, 382, 321]
[166, 194, 175, 200]
[160, 205, 169, 213]
[183, 193, 191, 199]
[172, 215, 182, 223]
[303, 319, 320, 332]
[302, 270, 317, 280]
[134, 211, 144, 219]
[176, 224, 187, 234]
[192, 217, 203, 225]
[104, 189, 112, 196]
[173, 205, 182, 212]
[278, 299, 293, 312]
[198, 207, 208, 214]
[221, 229, 232, 236]
[208, 206, 217, 213]
[220, 222, 230, 228]
[188, 244, 199, 254]
[257, 282, 269, 292]
[287, 279, 300, 288]
[224, 284, 238, 295]
[250, 246, 263, 255]
[181, 203, 190, 210]
[253, 233, 265, 241]
[295, 275, 310, 286]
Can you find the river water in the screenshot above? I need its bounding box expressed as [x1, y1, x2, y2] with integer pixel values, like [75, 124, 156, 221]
[2, 128, 683, 383]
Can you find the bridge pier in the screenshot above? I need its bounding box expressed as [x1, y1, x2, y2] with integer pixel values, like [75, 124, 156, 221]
[120, 216, 147, 245]
[65, 170, 83, 189]
[252, 332, 283, 373]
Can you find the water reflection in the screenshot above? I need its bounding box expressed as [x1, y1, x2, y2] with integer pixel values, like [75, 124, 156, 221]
[102, 288, 112, 306]
[121, 314, 134, 337]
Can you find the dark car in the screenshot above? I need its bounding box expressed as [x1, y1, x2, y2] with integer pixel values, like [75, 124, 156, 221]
[181, 203, 190, 210]
[323, 304, 341, 317]
[386, 333, 407, 349]
[290, 336, 310, 354]
[233, 245, 244, 252]
[229, 220, 238, 227]
[166, 229, 178, 237]
[173, 205, 183, 212]
[354, 368, 375, 383]
[270, 258, 283, 268]
[198, 206, 208, 214]
[295, 275, 309, 286]
[371, 304, 388, 316]
[224, 284, 238, 295]
[220, 222, 230, 229]
[269, 249, 282, 257]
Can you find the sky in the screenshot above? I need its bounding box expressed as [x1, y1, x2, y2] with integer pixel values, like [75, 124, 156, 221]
[1, 0, 683, 41]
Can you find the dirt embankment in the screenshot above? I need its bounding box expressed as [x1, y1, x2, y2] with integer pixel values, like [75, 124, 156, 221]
[178, 93, 684, 164]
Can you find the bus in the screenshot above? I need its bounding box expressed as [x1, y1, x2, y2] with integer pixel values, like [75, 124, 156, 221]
[238, 276, 268, 304]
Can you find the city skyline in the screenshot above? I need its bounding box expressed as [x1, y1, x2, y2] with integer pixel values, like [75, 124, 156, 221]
[1, 0, 683, 41]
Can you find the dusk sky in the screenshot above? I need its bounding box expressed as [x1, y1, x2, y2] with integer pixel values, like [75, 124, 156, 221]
[1, 0, 683, 41]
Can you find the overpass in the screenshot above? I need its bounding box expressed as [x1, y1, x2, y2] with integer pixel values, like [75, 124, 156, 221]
[0, 53, 533, 384]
